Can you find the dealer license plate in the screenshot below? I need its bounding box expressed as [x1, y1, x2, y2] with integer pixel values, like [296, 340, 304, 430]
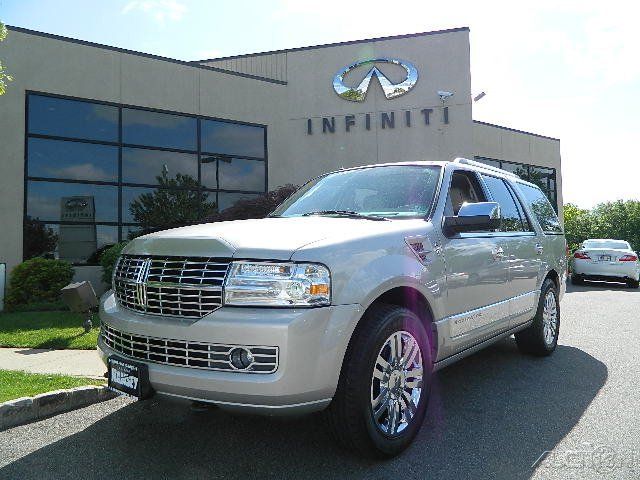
[600, 255, 611, 262]
[108, 356, 152, 399]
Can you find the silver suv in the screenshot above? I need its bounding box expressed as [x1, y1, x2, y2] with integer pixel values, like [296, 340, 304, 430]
[99, 158, 566, 458]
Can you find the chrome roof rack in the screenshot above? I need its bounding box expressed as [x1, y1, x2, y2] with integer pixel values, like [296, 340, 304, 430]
[453, 157, 520, 178]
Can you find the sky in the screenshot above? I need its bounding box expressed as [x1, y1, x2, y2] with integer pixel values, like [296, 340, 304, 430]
[2, 0, 639, 209]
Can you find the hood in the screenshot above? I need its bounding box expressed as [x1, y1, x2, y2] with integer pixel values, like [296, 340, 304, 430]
[123, 216, 414, 259]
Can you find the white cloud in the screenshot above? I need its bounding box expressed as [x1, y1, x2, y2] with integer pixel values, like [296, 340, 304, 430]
[121, 0, 187, 26]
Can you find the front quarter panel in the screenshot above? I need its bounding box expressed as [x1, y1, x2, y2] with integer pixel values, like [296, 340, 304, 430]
[290, 221, 447, 323]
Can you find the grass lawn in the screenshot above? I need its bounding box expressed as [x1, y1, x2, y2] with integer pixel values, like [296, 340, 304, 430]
[0, 369, 104, 403]
[0, 311, 99, 350]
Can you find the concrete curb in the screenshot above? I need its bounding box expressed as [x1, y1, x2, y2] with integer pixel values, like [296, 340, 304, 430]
[0, 386, 117, 431]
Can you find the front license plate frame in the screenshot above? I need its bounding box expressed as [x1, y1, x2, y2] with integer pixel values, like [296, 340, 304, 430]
[107, 356, 153, 400]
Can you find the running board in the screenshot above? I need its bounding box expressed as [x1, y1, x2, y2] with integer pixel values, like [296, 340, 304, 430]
[432, 320, 533, 372]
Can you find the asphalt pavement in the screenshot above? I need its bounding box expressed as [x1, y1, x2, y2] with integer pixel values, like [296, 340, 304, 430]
[1, 281, 639, 479]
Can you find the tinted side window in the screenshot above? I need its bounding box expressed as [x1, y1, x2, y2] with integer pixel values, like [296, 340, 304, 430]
[518, 183, 563, 233]
[481, 175, 526, 232]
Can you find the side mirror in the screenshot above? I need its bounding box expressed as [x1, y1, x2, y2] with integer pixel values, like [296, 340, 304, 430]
[443, 202, 501, 236]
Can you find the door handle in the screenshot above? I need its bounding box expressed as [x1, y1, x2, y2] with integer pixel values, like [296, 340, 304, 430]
[491, 247, 505, 260]
[535, 243, 544, 255]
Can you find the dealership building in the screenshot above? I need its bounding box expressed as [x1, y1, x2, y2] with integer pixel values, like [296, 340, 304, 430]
[0, 25, 561, 294]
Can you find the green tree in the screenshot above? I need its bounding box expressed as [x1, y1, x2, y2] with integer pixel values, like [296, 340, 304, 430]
[0, 21, 13, 95]
[591, 200, 640, 252]
[23, 216, 59, 259]
[129, 171, 216, 235]
[563, 203, 594, 251]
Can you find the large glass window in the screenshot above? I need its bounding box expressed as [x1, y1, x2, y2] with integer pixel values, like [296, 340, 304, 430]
[201, 120, 265, 158]
[122, 108, 197, 150]
[475, 156, 558, 212]
[122, 148, 197, 185]
[28, 138, 118, 182]
[28, 94, 118, 141]
[25, 93, 267, 264]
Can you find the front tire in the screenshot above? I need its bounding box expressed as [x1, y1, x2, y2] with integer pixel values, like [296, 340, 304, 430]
[324, 304, 432, 458]
[515, 278, 560, 356]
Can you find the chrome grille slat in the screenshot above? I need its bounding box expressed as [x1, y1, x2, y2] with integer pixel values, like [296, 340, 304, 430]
[101, 323, 279, 373]
[113, 254, 230, 318]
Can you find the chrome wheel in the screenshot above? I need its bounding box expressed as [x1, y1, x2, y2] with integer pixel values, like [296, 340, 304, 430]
[542, 290, 558, 346]
[370, 331, 423, 436]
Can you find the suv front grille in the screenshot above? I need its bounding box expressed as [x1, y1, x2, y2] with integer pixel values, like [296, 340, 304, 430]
[101, 323, 278, 373]
[113, 255, 230, 319]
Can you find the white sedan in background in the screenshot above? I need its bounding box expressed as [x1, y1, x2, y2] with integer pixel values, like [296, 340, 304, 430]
[572, 239, 639, 288]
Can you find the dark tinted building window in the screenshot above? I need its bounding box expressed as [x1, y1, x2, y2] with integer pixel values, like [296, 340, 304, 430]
[475, 156, 558, 212]
[481, 174, 528, 232]
[25, 94, 267, 264]
[201, 120, 265, 158]
[122, 108, 197, 150]
[517, 183, 563, 233]
[122, 148, 198, 185]
[28, 95, 118, 141]
[27, 181, 118, 223]
[28, 138, 118, 182]
[218, 158, 266, 191]
[217, 192, 261, 212]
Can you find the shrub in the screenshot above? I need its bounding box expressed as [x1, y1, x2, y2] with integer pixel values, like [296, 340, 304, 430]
[100, 242, 128, 284]
[5, 258, 74, 308]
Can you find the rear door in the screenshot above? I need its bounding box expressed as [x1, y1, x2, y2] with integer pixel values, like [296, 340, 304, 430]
[479, 174, 540, 325]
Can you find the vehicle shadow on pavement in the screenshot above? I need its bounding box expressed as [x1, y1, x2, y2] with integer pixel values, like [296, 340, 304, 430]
[0, 340, 606, 480]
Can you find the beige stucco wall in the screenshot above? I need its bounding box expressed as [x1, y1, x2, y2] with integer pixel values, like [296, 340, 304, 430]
[0, 27, 562, 281]
[473, 121, 563, 219]
[0, 28, 475, 276]
[0, 30, 286, 275]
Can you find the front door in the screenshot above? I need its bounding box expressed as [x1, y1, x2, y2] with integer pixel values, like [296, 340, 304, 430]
[442, 169, 511, 351]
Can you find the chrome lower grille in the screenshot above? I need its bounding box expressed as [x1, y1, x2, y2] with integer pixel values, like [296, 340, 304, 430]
[101, 323, 279, 373]
[113, 255, 230, 319]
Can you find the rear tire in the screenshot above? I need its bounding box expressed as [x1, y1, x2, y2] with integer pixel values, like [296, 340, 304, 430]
[323, 303, 432, 458]
[515, 279, 560, 356]
[627, 279, 639, 289]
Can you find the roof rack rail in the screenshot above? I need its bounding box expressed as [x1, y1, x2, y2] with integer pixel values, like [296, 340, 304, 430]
[453, 157, 520, 178]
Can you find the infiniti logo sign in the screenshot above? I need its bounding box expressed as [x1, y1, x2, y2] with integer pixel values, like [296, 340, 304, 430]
[332, 58, 418, 102]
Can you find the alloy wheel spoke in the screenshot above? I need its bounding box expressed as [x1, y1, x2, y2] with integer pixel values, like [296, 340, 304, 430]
[400, 391, 417, 418]
[388, 400, 400, 434]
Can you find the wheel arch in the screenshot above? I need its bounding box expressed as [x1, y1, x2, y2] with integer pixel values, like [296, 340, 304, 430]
[359, 286, 438, 363]
[545, 268, 560, 291]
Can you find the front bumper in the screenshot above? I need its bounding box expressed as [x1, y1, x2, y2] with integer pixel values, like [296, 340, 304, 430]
[98, 291, 363, 414]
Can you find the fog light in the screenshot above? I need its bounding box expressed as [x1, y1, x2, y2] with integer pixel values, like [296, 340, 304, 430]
[229, 347, 254, 369]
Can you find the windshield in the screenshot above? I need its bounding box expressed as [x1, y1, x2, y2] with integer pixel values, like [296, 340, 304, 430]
[583, 239, 631, 250]
[272, 165, 442, 219]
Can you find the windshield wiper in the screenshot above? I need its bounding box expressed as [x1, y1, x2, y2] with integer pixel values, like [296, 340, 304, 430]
[301, 210, 388, 221]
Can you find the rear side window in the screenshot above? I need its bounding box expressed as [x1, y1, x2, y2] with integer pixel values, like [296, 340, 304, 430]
[517, 183, 563, 233]
[481, 174, 530, 232]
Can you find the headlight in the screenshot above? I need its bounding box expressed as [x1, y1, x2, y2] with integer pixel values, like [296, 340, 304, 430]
[224, 261, 330, 307]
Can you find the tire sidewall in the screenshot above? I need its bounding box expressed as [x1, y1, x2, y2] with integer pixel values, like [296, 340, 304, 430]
[539, 279, 560, 352]
[357, 308, 432, 456]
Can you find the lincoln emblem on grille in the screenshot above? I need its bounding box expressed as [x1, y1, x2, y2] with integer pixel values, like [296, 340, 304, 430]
[133, 258, 152, 307]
